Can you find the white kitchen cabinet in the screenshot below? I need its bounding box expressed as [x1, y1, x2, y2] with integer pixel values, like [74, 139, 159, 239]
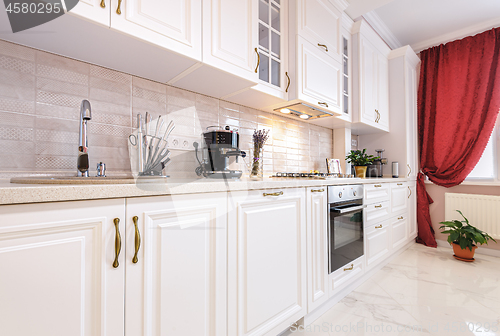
[364, 200, 391, 225]
[391, 213, 408, 250]
[364, 183, 390, 204]
[408, 181, 417, 239]
[110, 0, 202, 60]
[125, 192, 228, 336]
[297, 0, 342, 62]
[365, 221, 390, 268]
[352, 19, 391, 133]
[390, 182, 409, 213]
[328, 256, 364, 295]
[228, 188, 306, 336]
[70, 0, 111, 26]
[0, 199, 125, 336]
[306, 187, 329, 313]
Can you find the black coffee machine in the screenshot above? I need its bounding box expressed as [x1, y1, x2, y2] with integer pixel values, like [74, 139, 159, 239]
[194, 126, 246, 179]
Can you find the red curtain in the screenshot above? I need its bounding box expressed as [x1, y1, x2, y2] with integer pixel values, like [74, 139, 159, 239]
[417, 27, 500, 247]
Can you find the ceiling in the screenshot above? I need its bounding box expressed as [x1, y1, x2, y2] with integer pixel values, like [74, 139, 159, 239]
[345, 0, 500, 52]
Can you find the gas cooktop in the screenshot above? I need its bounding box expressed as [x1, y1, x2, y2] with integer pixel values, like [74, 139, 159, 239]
[270, 172, 356, 179]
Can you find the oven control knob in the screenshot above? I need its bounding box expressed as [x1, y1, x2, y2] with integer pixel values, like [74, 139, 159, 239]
[353, 191, 357, 197]
[339, 192, 342, 198]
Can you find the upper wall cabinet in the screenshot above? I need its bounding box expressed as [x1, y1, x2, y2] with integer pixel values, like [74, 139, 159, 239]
[109, 0, 202, 60]
[297, 0, 342, 62]
[70, 0, 111, 26]
[352, 20, 391, 133]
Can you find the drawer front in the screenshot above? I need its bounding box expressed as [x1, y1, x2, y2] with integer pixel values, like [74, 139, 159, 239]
[391, 213, 408, 250]
[390, 182, 408, 213]
[364, 200, 390, 225]
[329, 256, 364, 295]
[364, 183, 390, 204]
[365, 221, 390, 268]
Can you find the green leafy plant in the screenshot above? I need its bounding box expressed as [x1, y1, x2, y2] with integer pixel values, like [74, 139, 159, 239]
[439, 210, 496, 251]
[345, 149, 379, 166]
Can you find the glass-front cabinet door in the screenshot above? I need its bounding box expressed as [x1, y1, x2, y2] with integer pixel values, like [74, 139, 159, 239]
[257, 0, 288, 94]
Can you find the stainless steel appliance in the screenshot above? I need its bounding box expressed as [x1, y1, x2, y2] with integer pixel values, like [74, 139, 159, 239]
[328, 184, 365, 273]
[366, 149, 387, 178]
[194, 126, 246, 179]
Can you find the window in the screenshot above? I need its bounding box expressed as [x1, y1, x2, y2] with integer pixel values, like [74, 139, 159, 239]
[466, 117, 499, 180]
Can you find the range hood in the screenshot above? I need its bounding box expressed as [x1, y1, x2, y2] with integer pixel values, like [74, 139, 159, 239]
[273, 102, 335, 120]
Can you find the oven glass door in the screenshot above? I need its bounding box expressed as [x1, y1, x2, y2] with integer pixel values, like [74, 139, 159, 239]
[329, 200, 364, 273]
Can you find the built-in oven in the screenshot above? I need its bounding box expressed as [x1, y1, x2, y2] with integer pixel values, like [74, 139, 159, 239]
[328, 185, 365, 273]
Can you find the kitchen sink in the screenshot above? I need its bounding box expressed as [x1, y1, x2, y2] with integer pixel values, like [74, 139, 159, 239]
[10, 176, 137, 185]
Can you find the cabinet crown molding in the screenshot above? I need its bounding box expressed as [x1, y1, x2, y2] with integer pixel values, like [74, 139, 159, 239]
[327, 0, 349, 12]
[388, 45, 421, 67]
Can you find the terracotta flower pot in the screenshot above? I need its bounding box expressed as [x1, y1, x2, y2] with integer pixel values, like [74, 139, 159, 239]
[452, 242, 477, 260]
[354, 166, 367, 178]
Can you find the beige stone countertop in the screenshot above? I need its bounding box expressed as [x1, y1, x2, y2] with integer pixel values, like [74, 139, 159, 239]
[0, 176, 412, 205]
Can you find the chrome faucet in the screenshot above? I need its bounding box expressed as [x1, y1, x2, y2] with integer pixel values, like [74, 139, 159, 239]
[77, 100, 92, 177]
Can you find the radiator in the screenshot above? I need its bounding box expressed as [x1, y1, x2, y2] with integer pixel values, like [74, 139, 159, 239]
[445, 193, 500, 240]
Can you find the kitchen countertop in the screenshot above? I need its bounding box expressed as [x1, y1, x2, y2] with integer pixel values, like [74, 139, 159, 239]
[0, 176, 412, 205]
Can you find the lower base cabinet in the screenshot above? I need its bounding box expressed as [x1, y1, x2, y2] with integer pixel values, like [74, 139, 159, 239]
[365, 221, 391, 268]
[227, 188, 307, 336]
[125, 192, 228, 336]
[391, 213, 408, 250]
[0, 199, 126, 336]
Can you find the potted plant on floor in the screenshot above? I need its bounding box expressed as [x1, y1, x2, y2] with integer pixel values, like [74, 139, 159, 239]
[345, 149, 379, 178]
[439, 210, 496, 261]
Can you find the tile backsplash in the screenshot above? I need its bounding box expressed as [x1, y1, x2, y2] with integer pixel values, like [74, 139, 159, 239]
[0, 39, 333, 178]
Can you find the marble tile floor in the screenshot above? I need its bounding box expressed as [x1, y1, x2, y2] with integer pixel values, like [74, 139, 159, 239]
[290, 244, 500, 336]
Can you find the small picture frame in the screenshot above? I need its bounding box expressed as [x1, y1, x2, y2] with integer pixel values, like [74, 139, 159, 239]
[326, 159, 342, 174]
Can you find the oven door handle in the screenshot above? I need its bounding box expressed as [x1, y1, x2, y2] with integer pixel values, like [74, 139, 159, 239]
[331, 205, 366, 214]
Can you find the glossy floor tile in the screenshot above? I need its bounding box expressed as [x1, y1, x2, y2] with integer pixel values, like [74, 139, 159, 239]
[293, 244, 500, 336]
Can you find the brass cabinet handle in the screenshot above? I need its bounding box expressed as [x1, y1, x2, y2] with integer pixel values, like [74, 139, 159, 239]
[375, 109, 380, 123]
[113, 218, 122, 268]
[407, 164, 411, 177]
[100, 0, 105, 8]
[132, 216, 141, 264]
[375, 204, 382, 208]
[375, 224, 383, 229]
[116, 0, 122, 15]
[398, 216, 404, 220]
[318, 102, 328, 108]
[285, 72, 290, 93]
[408, 186, 412, 199]
[374, 184, 382, 188]
[263, 191, 283, 197]
[397, 183, 403, 186]
[254, 48, 260, 73]
[318, 43, 328, 52]
[343, 264, 354, 271]
[311, 189, 325, 193]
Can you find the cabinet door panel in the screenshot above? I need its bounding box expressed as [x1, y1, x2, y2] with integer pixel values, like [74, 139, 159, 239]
[360, 38, 377, 124]
[111, 0, 202, 60]
[0, 199, 125, 336]
[299, 37, 342, 113]
[391, 183, 408, 213]
[125, 193, 227, 336]
[298, 0, 341, 60]
[204, 0, 258, 79]
[365, 222, 390, 268]
[70, 0, 110, 26]
[408, 183, 417, 239]
[306, 187, 328, 312]
[377, 54, 389, 129]
[391, 214, 408, 250]
[228, 189, 306, 336]
[406, 64, 418, 178]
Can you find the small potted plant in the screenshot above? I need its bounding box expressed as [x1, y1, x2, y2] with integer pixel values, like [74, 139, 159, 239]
[345, 149, 378, 178]
[439, 210, 496, 261]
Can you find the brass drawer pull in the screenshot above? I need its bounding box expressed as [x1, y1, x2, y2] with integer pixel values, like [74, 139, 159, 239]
[113, 218, 122, 268]
[375, 204, 382, 208]
[100, 0, 105, 8]
[285, 72, 290, 93]
[408, 186, 412, 199]
[318, 102, 329, 108]
[375, 109, 380, 123]
[374, 184, 382, 188]
[397, 183, 403, 186]
[254, 48, 260, 73]
[343, 264, 354, 271]
[132, 216, 141, 264]
[318, 43, 328, 52]
[407, 164, 411, 177]
[375, 224, 383, 229]
[263, 191, 283, 197]
[311, 189, 325, 193]
[398, 216, 404, 220]
[116, 0, 122, 14]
